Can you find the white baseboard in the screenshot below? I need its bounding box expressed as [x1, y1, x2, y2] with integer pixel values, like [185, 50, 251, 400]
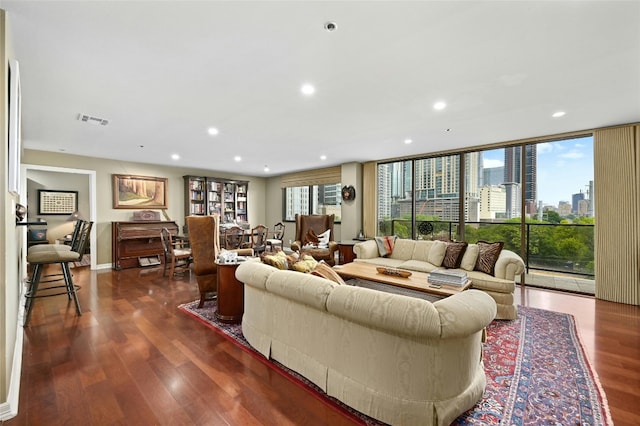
[95, 263, 112, 270]
[0, 291, 25, 421]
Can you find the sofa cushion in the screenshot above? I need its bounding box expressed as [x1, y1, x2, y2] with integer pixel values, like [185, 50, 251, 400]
[375, 235, 397, 257]
[311, 261, 345, 285]
[460, 244, 479, 271]
[262, 251, 291, 270]
[474, 241, 504, 276]
[442, 242, 468, 269]
[411, 240, 434, 262]
[398, 259, 440, 273]
[427, 240, 447, 266]
[389, 239, 416, 260]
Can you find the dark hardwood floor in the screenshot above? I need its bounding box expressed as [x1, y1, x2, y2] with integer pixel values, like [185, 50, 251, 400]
[6, 264, 640, 426]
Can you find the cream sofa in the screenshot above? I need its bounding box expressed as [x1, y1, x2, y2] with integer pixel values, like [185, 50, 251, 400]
[353, 239, 524, 320]
[236, 261, 497, 426]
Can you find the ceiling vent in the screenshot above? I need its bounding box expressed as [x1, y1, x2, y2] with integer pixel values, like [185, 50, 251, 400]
[78, 113, 109, 126]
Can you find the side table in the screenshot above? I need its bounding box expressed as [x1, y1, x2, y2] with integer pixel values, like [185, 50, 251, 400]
[337, 240, 360, 265]
[215, 261, 245, 324]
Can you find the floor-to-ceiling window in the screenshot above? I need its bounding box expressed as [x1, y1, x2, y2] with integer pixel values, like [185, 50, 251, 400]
[375, 135, 595, 294]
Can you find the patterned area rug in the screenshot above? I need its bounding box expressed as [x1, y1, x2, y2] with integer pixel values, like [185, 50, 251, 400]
[178, 301, 612, 425]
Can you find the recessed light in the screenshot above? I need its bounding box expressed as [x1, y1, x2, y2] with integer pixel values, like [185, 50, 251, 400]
[433, 101, 447, 110]
[324, 21, 337, 32]
[208, 127, 219, 136]
[404, 139, 413, 144]
[264, 165, 270, 173]
[171, 154, 180, 160]
[320, 155, 327, 160]
[552, 111, 566, 118]
[301, 84, 315, 96]
[234, 156, 242, 162]
[445, 128, 452, 132]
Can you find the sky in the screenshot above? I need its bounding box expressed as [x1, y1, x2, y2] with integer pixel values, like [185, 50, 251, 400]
[482, 136, 594, 207]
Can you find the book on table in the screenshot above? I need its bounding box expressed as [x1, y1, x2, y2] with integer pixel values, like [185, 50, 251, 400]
[428, 269, 468, 286]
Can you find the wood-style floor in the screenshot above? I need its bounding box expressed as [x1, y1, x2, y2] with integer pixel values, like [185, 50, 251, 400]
[6, 264, 640, 426]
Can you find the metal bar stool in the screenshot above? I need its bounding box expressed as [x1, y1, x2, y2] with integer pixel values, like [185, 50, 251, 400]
[24, 221, 92, 327]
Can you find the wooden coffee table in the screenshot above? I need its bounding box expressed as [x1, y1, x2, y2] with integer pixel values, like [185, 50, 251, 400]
[334, 262, 470, 298]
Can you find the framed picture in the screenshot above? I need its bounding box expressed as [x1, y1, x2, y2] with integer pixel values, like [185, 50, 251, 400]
[38, 190, 78, 215]
[113, 174, 168, 209]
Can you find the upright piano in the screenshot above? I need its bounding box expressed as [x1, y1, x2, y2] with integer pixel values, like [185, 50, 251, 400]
[112, 221, 179, 270]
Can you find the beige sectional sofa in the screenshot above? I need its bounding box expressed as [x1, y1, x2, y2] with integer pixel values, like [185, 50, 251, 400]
[236, 261, 497, 426]
[353, 239, 525, 320]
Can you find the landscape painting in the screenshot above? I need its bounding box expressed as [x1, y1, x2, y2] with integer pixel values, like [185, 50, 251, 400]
[113, 174, 168, 209]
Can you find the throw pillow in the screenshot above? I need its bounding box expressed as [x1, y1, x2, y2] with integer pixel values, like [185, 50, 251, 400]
[460, 244, 480, 271]
[474, 241, 504, 276]
[442, 242, 468, 269]
[28, 229, 47, 241]
[261, 250, 289, 270]
[317, 229, 331, 247]
[305, 228, 319, 246]
[375, 235, 397, 257]
[311, 261, 345, 285]
[292, 255, 318, 272]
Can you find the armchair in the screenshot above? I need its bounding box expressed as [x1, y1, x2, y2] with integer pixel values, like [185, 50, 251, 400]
[186, 215, 254, 308]
[291, 214, 338, 265]
[186, 215, 219, 308]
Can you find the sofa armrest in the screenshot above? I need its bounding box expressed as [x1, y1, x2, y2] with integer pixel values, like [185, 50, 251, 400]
[236, 261, 275, 291]
[494, 249, 525, 280]
[353, 240, 379, 259]
[433, 290, 496, 338]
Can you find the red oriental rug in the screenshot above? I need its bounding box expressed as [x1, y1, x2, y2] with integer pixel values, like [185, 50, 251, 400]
[178, 301, 612, 426]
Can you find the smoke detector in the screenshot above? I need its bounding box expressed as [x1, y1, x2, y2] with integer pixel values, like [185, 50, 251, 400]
[78, 113, 109, 126]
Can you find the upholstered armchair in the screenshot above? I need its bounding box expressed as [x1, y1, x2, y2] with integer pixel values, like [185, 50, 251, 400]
[291, 214, 338, 265]
[186, 215, 220, 308]
[186, 215, 254, 308]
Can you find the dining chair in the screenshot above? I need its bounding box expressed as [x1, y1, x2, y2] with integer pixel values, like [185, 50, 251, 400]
[249, 224, 268, 256]
[160, 227, 192, 278]
[266, 222, 285, 252]
[224, 225, 247, 250]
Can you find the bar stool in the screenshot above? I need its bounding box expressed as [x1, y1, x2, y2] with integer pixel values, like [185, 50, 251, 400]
[24, 221, 92, 327]
[26, 219, 86, 286]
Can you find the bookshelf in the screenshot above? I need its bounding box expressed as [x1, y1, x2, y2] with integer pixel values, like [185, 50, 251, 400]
[183, 175, 249, 224]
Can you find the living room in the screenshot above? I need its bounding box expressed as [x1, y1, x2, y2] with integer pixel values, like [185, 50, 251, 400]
[1, 1, 639, 425]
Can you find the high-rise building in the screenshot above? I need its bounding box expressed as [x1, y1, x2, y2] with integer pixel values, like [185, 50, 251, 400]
[572, 191, 585, 214]
[483, 166, 504, 186]
[504, 145, 537, 215]
[503, 182, 522, 219]
[479, 185, 507, 220]
[558, 201, 572, 216]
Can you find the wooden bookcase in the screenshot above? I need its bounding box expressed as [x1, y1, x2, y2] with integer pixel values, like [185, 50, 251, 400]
[184, 175, 249, 224]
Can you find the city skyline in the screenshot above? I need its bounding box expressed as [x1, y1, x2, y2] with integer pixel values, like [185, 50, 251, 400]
[482, 136, 594, 207]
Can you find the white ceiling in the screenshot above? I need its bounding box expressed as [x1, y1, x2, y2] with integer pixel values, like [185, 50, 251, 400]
[3, 1, 639, 177]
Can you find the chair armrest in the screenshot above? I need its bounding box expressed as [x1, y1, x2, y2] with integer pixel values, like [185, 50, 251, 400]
[494, 250, 525, 280]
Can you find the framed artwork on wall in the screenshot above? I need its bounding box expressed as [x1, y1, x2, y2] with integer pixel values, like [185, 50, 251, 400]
[38, 190, 78, 215]
[113, 174, 168, 209]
